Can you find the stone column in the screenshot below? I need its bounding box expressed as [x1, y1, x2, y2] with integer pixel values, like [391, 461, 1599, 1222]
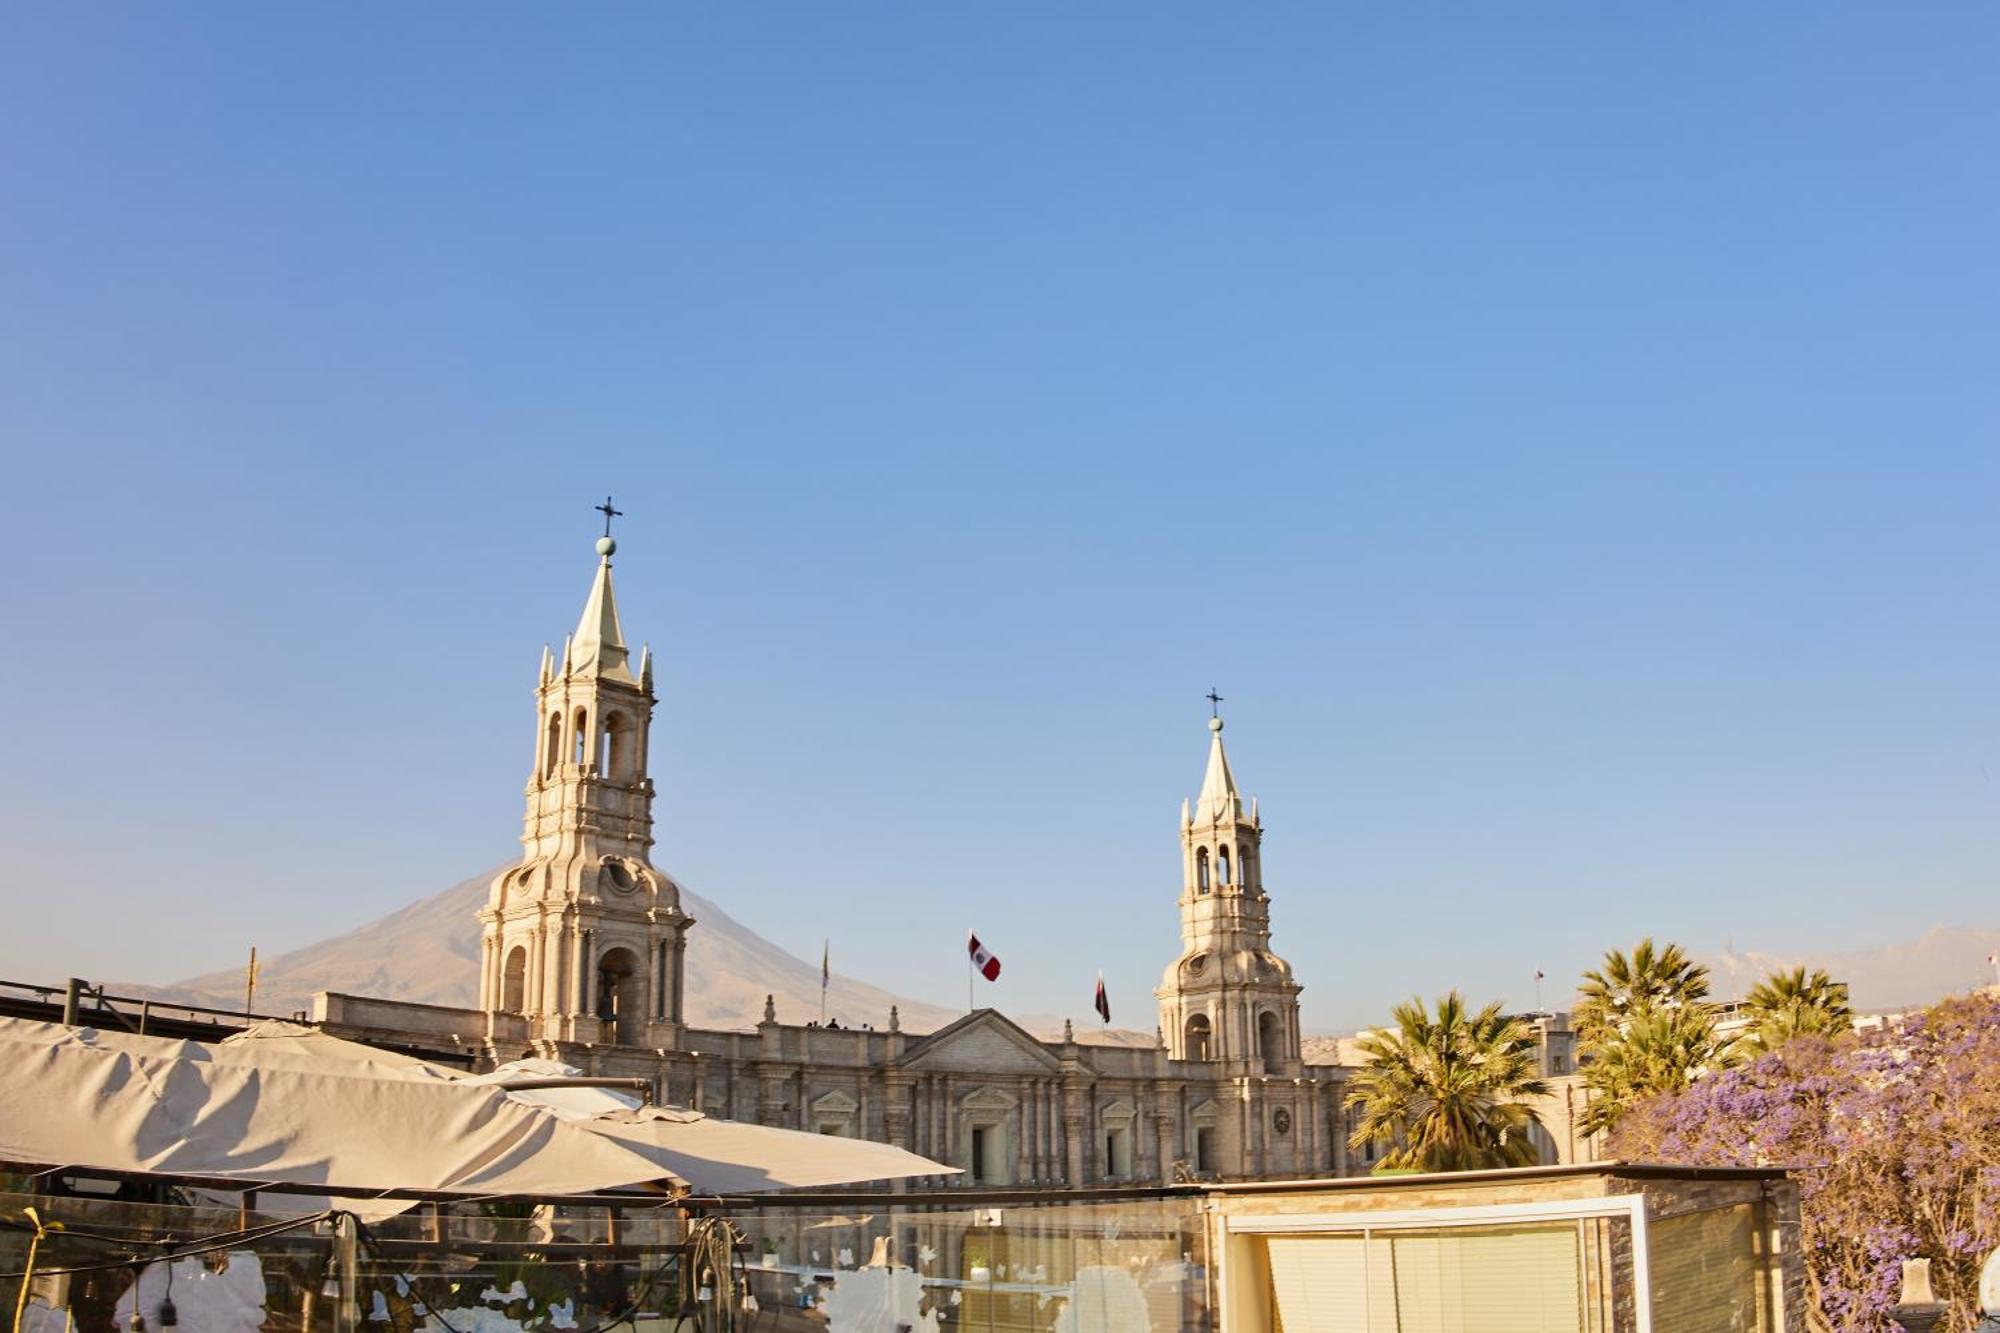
[883, 1075, 913, 1195]
[941, 1075, 955, 1178]
[669, 931, 688, 1023]
[1014, 1097, 1031, 1185]
[568, 923, 586, 1018]
[1063, 1104, 1087, 1187]
[1029, 1081, 1042, 1179]
[653, 939, 667, 1020]
[476, 935, 493, 1014]
[529, 915, 548, 1015]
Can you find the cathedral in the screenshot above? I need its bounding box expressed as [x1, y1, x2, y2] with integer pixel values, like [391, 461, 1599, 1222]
[315, 529, 1564, 1186]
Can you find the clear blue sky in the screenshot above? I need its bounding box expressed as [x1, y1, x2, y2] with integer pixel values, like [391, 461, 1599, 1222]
[1, 6, 1995, 1030]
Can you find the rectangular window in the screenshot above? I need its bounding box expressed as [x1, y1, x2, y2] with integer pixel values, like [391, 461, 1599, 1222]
[970, 1126, 989, 1182]
[1263, 1224, 1584, 1333]
[1195, 1126, 1216, 1174]
[1104, 1125, 1133, 1178]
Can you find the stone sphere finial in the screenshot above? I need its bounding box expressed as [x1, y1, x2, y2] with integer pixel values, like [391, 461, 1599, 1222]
[1209, 716, 1224, 733]
[596, 535, 617, 557]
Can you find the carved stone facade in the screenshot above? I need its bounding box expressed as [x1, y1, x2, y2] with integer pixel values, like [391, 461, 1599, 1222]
[312, 532, 1570, 1186]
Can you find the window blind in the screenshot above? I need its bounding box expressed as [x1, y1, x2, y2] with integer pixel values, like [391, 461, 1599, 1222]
[1264, 1224, 1583, 1333]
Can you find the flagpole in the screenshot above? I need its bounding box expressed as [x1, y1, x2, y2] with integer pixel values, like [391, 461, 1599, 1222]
[820, 939, 828, 1026]
[967, 929, 973, 1014]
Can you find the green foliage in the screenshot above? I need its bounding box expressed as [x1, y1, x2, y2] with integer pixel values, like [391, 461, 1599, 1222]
[1577, 1003, 1735, 1137]
[1345, 991, 1552, 1173]
[1574, 937, 1710, 1048]
[1574, 943, 1862, 1137]
[1733, 965, 1852, 1056]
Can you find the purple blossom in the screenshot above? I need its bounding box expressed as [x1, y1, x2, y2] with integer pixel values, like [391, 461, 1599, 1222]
[1611, 992, 2000, 1331]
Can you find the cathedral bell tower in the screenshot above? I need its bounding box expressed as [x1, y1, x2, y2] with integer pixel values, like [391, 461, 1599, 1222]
[1156, 709, 1302, 1073]
[477, 514, 693, 1051]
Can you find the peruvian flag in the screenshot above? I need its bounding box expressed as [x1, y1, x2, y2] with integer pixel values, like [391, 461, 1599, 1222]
[1094, 972, 1111, 1024]
[968, 931, 1001, 982]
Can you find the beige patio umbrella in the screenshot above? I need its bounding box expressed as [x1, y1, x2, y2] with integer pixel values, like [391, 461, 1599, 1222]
[0, 1018, 953, 1209]
[465, 1058, 959, 1194]
[0, 1018, 680, 1214]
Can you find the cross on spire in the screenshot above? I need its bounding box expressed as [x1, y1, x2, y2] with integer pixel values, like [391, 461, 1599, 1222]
[595, 496, 623, 538]
[1206, 687, 1225, 718]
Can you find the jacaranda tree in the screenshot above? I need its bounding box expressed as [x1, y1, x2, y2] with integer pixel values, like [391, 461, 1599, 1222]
[1610, 991, 2000, 1332]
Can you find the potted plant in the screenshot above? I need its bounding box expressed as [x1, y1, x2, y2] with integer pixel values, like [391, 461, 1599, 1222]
[760, 1238, 780, 1269]
[966, 1252, 990, 1284]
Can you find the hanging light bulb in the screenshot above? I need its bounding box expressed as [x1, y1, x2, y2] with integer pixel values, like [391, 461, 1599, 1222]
[126, 1312, 146, 1332]
[157, 1297, 178, 1328]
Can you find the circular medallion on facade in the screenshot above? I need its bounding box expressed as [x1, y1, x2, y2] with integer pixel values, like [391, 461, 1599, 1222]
[1186, 953, 1207, 977]
[601, 859, 636, 894]
[1273, 1107, 1292, 1136]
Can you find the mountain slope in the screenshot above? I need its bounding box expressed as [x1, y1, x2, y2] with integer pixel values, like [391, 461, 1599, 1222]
[136, 867, 965, 1033]
[1707, 925, 2000, 1013]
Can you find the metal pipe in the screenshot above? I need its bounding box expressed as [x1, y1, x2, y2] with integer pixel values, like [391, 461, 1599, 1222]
[491, 1076, 655, 1095]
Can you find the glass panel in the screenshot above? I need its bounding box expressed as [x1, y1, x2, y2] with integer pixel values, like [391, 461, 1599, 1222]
[1648, 1204, 1762, 1333]
[1266, 1234, 1374, 1333]
[1384, 1224, 1581, 1333]
[0, 1187, 1209, 1333]
[1261, 1220, 1629, 1333]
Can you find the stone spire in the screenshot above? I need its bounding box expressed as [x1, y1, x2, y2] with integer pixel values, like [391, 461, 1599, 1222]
[1192, 716, 1243, 823]
[567, 535, 635, 684]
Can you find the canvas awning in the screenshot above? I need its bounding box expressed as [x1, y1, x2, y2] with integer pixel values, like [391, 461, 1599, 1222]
[0, 1017, 952, 1211]
[465, 1056, 956, 1194]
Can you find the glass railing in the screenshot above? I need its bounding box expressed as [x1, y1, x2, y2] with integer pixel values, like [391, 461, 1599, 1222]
[1, 1186, 1211, 1333]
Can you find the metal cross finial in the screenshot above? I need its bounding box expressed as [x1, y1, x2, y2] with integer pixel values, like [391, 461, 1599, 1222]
[595, 496, 623, 538]
[1206, 687, 1224, 717]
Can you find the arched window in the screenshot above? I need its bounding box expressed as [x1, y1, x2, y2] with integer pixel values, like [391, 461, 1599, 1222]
[596, 947, 646, 1045]
[572, 709, 588, 766]
[1258, 1009, 1284, 1074]
[1196, 847, 1210, 893]
[1218, 846, 1232, 886]
[601, 713, 628, 778]
[543, 713, 561, 779]
[501, 946, 527, 1013]
[1184, 1013, 1213, 1061]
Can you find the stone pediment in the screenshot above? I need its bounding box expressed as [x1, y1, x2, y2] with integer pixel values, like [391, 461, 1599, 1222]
[901, 1009, 1064, 1075]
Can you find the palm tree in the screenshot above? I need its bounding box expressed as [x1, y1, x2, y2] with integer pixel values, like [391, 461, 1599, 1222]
[1345, 991, 1552, 1172]
[1579, 1004, 1733, 1138]
[1734, 966, 1851, 1054]
[1575, 938, 1710, 1047]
